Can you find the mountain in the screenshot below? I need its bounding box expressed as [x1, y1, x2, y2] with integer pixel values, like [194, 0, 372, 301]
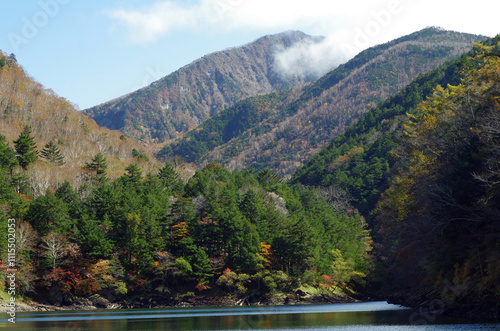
[84, 31, 326, 145]
[292, 36, 500, 318]
[0, 50, 161, 197]
[160, 28, 486, 175]
[290, 49, 469, 216]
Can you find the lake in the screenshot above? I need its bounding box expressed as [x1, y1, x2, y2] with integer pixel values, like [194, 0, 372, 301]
[1, 301, 499, 330]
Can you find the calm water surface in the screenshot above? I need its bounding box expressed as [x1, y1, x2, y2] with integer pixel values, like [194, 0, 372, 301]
[1, 301, 499, 330]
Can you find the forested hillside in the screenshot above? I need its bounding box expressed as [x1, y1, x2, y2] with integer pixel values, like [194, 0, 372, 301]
[374, 41, 500, 318]
[1, 29, 498, 317]
[0, 152, 371, 306]
[290, 48, 471, 218]
[0, 51, 161, 198]
[0, 49, 371, 307]
[161, 28, 485, 175]
[84, 31, 324, 145]
[293, 38, 500, 318]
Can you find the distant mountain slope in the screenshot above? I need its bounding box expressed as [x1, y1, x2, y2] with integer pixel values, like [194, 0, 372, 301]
[84, 31, 326, 145]
[0, 51, 160, 196]
[291, 35, 499, 218]
[161, 28, 486, 175]
[290, 52, 470, 216]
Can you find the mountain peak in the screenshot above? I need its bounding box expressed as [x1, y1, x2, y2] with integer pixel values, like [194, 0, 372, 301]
[84, 30, 324, 145]
[257, 30, 323, 44]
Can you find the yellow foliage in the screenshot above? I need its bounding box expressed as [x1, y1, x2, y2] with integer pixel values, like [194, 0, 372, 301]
[88, 259, 113, 282]
[171, 222, 189, 241]
[260, 242, 274, 268]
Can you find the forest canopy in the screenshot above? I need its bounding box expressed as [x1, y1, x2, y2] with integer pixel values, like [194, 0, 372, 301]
[0, 134, 371, 303]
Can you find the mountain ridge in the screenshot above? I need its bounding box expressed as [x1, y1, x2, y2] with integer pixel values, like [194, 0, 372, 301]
[161, 28, 486, 175]
[84, 30, 328, 145]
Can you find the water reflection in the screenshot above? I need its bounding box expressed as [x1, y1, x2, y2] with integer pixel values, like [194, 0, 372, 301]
[1, 301, 498, 330]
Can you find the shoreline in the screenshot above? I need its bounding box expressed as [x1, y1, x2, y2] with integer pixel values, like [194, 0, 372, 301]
[0, 292, 359, 313]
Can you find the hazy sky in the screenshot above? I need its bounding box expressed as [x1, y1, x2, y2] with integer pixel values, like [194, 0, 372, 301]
[0, 0, 497, 110]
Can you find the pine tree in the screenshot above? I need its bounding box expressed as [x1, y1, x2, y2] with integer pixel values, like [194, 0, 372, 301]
[125, 163, 142, 184]
[158, 162, 183, 192]
[40, 141, 65, 166]
[0, 134, 18, 173]
[83, 152, 107, 182]
[14, 125, 37, 169]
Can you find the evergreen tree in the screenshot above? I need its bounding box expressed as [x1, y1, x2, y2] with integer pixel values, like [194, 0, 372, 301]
[55, 181, 77, 204]
[83, 152, 107, 182]
[10, 169, 30, 194]
[124, 163, 142, 185]
[239, 189, 264, 225]
[25, 192, 73, 236]
[158, 162, 183, 192]
[0, 134, 18, 173]
[76, 216, 114, 259]
[132, 148, 149, 161]
[40, 141, 65, 166]
[14, 125, 38, 169]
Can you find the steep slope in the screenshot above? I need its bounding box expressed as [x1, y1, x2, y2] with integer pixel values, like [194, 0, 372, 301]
[161, 28, 486, 175]
[372, 40, 500, 318]
[292, 35, 500, 320]
[84, 31, 325, 145]
[290, 51, 470, 216]
[291, 35, 499, 218]
[0, 51, 161, 197]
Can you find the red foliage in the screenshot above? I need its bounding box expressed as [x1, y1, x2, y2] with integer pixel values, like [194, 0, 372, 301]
[222, 268, 233, 279]
[74, 278, 101, 296]
[17, 193, 31, 202]
[126, 270, 147, 293]
[42, 267, 100, 296]
[321, 274, 331, 283]
[195, 282, 209, 292]
[319, 274, 332, 289]
[42, 269, 75, 294]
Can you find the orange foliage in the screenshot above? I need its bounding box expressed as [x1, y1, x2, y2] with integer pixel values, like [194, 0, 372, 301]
[171, 222, 189, 241]
[260, 242, 276, 268]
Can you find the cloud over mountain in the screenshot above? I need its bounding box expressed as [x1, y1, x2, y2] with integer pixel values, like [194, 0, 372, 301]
[107, 0, 359, 43]
[272, 35, 349, 81]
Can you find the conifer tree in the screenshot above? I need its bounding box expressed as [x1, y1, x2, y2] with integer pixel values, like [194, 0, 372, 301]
[83, 152, 107, 182]
[125, 163, 142, 184]
[158, 162, 183, 192]
[132, 148, 149, 161]
[14, 125, 37, 169]
[0, 134, 18, 173]
[40, 141, 65, 166]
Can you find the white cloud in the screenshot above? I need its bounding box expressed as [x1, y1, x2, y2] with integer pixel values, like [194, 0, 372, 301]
[106, 0, 498, 81]
[273, 36, 349, 80]
[106, 0, 395, 80]
[107, 0, 378, 43]
[107, 2, 198, 43]
[108, 0, 498, 45]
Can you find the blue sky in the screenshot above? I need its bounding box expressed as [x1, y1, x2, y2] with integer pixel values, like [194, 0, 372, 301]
[0, 0, 497, 110]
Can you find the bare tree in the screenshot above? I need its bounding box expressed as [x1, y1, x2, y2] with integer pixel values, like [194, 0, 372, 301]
[41, 232, 79, 270]
[16, 221, 38, 265]
[317, 185, 354, 213]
